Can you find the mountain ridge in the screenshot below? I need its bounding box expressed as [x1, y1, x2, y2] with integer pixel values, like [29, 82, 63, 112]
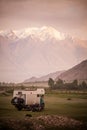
[0, 26, 66, 41]
[24, 59, 87, 83]
[56, 59, 87, 83]
[24, 70, 65, 83]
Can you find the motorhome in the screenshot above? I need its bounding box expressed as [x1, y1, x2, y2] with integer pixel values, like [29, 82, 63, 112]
[11, 89, 45, 111]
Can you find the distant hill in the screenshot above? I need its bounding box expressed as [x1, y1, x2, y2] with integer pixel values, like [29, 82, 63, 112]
[56, 59, 87, 83]
[24, 71, 64, 83]
[24, 60, 87, 83]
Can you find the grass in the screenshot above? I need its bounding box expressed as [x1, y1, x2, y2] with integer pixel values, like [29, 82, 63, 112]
[45, 94, 87, 121]
[0, 92, 87, 130]
[0, 92, 87, 122]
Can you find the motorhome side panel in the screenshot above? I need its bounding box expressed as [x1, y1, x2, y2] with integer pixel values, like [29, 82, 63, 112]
[26, 94, 40, 105]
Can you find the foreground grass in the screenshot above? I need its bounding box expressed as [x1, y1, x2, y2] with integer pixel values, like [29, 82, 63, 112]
[0, 92, 87, 130]
[45, 93, 87, 122]
[0, 92, 87, 122]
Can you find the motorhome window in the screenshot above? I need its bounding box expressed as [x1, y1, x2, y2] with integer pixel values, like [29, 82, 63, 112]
[37, 94, 39, 97]
[18, 92, 22, 95]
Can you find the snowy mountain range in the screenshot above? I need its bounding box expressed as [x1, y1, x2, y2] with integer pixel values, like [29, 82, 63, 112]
[0, 26, 66, 40]
[0, 26, 87, 82]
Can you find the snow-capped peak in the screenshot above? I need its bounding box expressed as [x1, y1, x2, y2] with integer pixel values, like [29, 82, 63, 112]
[0, 29, 18, 40]
[0, 26, 66, 41]
[38, 26, 66, 40]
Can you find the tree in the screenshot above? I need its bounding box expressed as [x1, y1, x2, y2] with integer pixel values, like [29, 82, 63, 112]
[55, 78, 64, 89]
[48, 78, 54, 89]
[73, 79, 78, 86]
[72, 79, 78, 89]
[81, 81, 87, 89]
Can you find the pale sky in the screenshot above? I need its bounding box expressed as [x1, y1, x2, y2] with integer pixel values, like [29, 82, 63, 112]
[0, 0, 87, 82]
[0, 0, 87, 39]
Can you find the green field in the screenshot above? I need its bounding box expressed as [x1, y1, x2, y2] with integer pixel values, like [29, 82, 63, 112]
[0, 91, 87, 122]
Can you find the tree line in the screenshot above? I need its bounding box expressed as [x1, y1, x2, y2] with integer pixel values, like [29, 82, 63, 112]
[48, 78, 87, 90]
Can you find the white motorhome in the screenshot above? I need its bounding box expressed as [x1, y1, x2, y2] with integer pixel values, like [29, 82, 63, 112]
[11, 89, 45, 111]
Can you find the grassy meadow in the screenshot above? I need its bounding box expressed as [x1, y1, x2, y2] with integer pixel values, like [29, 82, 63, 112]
[0, 90, 87, 122]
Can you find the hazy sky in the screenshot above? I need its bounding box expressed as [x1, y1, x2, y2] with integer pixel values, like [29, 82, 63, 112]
[0, 0, 87, 39]
[0, 0, 87, 82]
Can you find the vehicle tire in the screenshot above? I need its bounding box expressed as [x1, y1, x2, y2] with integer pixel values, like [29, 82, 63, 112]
[16, 105, 23, 111]
[11, 97, 18, 105]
